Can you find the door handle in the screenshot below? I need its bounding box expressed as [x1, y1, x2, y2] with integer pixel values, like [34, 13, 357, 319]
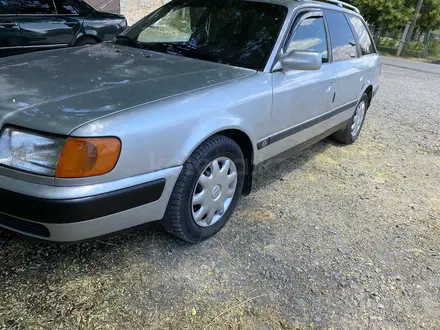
[326, 81, 334, 93]
[0, 22, 18, 28]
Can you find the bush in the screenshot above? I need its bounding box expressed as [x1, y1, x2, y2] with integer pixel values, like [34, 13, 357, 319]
[407, 41, 424, 51]
[379, 37, 399, 47]
[427, 39, 440, 58]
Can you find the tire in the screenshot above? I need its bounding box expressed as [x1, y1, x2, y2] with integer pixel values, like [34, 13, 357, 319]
[163, 135, 245, 243]
[74, 37, 98, 47]
[331, 93, 369, 144]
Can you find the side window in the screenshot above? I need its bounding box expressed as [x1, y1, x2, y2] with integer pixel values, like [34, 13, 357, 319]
[348, 15, 375, 55]
[54, 0, 78, 14]
[286, 15, 329, 63]
[0, 0, 16, 14]
[324, 11, 357, 61]
[16, 0, 56, 14]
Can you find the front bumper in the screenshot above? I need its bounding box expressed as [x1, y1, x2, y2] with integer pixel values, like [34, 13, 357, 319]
[0, 166, 182, 242]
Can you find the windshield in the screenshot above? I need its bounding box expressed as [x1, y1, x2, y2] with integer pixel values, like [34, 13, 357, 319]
[114, 0, 287, 71]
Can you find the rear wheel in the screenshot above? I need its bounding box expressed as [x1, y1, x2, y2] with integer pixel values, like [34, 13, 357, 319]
[331, 93, 368, 144]
[74, 37, 98, 47]
[163, 135, 245, 243]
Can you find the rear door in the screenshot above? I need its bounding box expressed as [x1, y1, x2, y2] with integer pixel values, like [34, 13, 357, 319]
[17, 0, 81, 50]
[0, 0, 22, 56]
[324, 10, 363, 110]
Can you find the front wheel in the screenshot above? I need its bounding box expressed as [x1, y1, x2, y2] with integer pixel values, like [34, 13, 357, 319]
[163, 135, 245, 243]
[331, 93, 368, 144]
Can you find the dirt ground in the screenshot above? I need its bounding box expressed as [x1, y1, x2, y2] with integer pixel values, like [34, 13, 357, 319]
[0, 64, 439, 330]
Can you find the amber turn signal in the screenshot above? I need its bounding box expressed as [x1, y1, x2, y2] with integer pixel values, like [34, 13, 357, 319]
[56, 137, 121, 178]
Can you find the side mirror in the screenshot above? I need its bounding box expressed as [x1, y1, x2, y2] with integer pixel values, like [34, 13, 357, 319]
[282, 50, 322, 71]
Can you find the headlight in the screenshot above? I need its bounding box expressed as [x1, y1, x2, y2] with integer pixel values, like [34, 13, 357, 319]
[0, 127, 121, 178]
[0, 127, 64, 176]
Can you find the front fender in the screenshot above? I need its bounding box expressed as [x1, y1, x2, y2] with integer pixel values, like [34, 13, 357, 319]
[82, 18, 126, 42]
[71, 73, 273, 184]
[181, 122, 256, 164]
[71, 20, 86, 45]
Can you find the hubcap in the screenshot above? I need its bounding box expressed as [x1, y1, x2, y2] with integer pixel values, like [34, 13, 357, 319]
[191, 157, 238, 227]
[351, 101, 366, 137]
[212, 185, 222, 200]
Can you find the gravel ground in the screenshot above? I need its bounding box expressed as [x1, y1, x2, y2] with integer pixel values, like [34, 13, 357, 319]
[1, 65, 439, 330]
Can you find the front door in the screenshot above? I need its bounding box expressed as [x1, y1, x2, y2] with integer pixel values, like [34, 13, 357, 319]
[16, 0, 80, 51]
[264, 10, 336, 159]
[0, 0, 22, 56]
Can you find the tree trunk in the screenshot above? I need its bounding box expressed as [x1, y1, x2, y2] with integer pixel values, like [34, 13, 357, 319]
[397, 24, 411, 56]
[373, 26, 381, 45]
[401, 0, 424, 54]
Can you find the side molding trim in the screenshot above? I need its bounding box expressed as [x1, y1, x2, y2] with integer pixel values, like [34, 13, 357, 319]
[257, 100, 357, 149]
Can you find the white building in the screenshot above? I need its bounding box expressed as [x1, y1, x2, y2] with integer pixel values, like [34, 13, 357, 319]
[85, 0, 169, 25]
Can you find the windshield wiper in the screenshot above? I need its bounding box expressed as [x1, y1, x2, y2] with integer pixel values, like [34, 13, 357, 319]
[170, 44, 217, 62]
[142, 42, 217, 62]
[114, 35, 141, 48]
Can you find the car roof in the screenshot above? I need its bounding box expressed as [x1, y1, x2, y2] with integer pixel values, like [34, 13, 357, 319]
[246, 0, 363, 17]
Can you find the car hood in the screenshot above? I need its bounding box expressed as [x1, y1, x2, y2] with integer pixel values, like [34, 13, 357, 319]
[0, 43, 255, 135]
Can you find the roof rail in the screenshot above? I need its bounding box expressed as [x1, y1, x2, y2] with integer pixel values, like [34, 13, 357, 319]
[298, 0, 360, 14]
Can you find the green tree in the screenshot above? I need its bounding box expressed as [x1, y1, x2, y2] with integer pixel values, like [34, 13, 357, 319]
[351, 0, 414, 31]
[416, 0, 440, 32]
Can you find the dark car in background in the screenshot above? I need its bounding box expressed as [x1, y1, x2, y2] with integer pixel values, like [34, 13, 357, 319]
[0, 0, 127, 57]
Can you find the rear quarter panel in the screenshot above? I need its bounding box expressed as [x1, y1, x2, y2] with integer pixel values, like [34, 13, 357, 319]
[358, 54, 380, 101]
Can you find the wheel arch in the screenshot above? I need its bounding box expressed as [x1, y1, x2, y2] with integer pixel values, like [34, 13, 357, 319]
[185, 128, 256, 196]
[217, 129, 254, 195]
[364, 85, 373, 108]
[360, 78, 373, 109]
[73, 34, 101, 46]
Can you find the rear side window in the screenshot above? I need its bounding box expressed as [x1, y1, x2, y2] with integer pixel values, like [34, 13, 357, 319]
[0, 0, 16, 14]
[54, 0, 78, 14]
[348, 15, 375, 55]
[16, 0, 56, 14]
[286, 16, 329, 63]
[324, 11, 357, 61]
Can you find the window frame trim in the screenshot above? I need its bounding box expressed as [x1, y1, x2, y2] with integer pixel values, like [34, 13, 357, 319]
[344, 13, 361, 58]
[323, 9, 360, 62]
[16, 13, 80, 16]
[14, 0, 58, 15]
[11, 0, 80, 16]
[322, 10, 333, 63]
[52, 0, 80, 15]
[345, 13, 377, 56]
[282, 9, 331, 64]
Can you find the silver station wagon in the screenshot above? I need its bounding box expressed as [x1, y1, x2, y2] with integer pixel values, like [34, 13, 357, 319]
[0, 0, 380, 243]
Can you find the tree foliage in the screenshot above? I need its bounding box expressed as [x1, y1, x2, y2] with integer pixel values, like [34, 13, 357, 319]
[351, 0, 414, 31]
[351, 0, 440, 33]
[415, 0, 440, 32]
